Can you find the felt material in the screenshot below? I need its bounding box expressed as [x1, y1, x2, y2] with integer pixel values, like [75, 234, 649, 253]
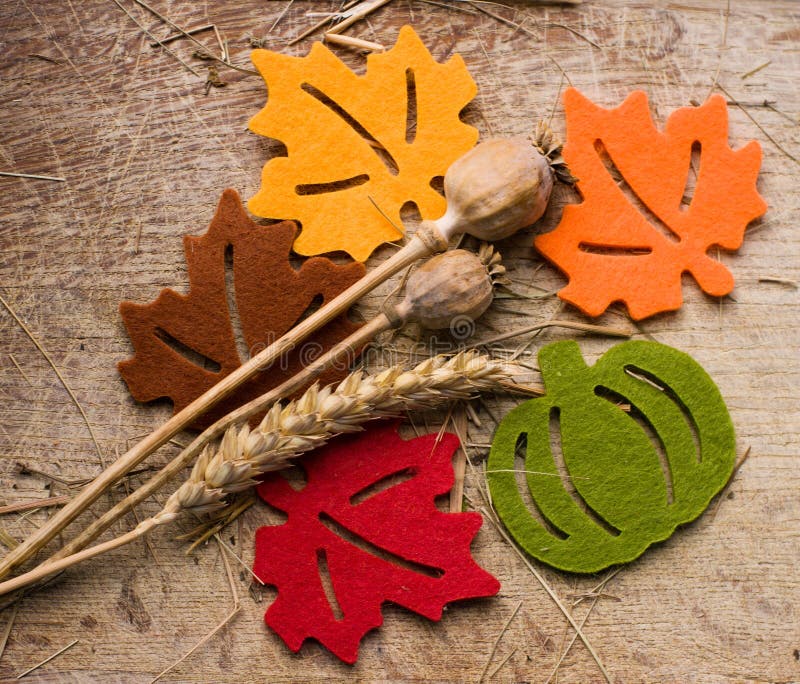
[248, 25, 479, 261]
[118, 189, 365, 430]
[254, 422, 500, 664]
[535, 88, 767, 320]
[487, 340, 736, 574]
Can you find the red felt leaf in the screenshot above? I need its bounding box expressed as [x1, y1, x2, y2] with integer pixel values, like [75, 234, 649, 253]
[253, 422, 500, 664]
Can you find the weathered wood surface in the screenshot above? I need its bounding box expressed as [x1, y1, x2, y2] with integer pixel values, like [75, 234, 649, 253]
[0, 1, 798, 681]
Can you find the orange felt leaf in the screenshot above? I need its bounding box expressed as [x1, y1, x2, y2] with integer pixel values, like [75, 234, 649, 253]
[248, 25, 478, 261]
[535, 88, 767, 320]
[118, 189, 365, 430]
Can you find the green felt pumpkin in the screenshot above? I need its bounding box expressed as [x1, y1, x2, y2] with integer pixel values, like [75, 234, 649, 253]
[487, 340, 736, 573]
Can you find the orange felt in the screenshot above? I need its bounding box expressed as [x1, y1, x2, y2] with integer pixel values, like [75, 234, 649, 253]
[535, 88, 767, 320]
[248, 25, 478, 262]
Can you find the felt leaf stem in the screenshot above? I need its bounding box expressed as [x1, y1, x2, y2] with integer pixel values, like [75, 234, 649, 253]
[487, 340, 736, 573]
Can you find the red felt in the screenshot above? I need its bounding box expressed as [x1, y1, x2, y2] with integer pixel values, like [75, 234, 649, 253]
[253, 422, 500, 664]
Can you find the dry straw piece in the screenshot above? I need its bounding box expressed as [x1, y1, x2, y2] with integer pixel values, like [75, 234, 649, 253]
[0, 351, 517, 597]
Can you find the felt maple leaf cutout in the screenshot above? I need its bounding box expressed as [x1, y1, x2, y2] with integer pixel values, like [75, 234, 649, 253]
[118, 189, 365, 430]
[248, 25, 478, 261]
[535, 88, 767, 320]
[253, 422, 500, 664]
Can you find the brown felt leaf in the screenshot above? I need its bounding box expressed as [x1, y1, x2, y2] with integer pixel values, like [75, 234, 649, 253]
[119, 188, 365, 430]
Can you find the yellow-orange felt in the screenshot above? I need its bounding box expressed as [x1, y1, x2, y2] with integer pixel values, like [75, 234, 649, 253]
[248, 25, 478, 262]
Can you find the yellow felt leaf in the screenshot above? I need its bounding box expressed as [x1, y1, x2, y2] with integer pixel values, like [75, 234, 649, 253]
[248, 25, 479, 261]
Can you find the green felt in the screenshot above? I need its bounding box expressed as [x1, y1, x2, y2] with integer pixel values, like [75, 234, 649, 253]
[487, 340, 736, 573]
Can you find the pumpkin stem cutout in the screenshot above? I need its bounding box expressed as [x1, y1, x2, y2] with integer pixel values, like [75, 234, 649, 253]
[487, 340, 736, 573]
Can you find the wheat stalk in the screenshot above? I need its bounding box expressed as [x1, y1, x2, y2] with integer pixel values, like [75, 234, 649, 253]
[0, 351, 516, 596]
[41, 246, 508, 569]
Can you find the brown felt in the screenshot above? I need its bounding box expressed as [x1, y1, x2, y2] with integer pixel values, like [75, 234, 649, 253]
[118, 188, 365, 430]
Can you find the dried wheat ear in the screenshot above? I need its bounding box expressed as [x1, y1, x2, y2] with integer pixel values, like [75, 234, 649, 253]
[166, 350, 516, 520]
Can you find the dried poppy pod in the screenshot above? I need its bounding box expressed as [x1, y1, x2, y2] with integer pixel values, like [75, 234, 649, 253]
[427, 121, 570, 244]
[432, 137, 554, 243]
[396, 249, 495, 330]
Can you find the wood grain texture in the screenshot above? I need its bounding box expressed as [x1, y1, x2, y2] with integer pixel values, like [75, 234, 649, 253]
[0, 1, 797, 681]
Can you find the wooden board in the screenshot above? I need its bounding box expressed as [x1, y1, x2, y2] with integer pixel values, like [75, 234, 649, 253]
[0, 1, 798, 681]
